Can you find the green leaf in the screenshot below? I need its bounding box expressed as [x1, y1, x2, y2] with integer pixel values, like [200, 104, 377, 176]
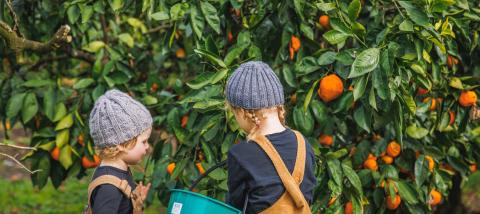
[170, 3, 189, 21]
[327, 159, 343, 186]
[109, 0, 123, 11]
[399, 19, 414, 32]
[142, 95, 158, 105]
[353, 75, 368, 101]
[187, 72, 215, 89]
[224, 46, 246, 66]
[304, 80, 319, 112]
[22, 93, 39, 123]
[398, 1, 430, 27]
[449, 77, 464, 89]
[310, 99, 328, 125]
[292, 106, 314, 136]
[397, 181, 419, 204]
[368, 87, 377, 111]
[55, 129, 70, 148]
[80, 5, 94, 24]
[318, 51, 337, 65]
[300, 23, 314, 40]
[53, 103, 67, 122]
[59, 145, 73, 169]
[354, 106, 371, 133]
[323, 30, 350, 45]
[151, 11, 169, 21]
[118, 33, 134, 48]
[282, 66, 297, 88]
[349, 48, 380, 78]
[200, 1, 221, 34]
[55, 114, 73, 131]
[193, 99, 224, 109]
[347, 0, 361, 21]
[194, 49, 226, 68]
[316, 3, 336, 12]
[190, 5, 205, 38]
[6, 93, 26, 119]
[23, 79, 54, 88]
[43, 87, 56, 121]
[414, 155, 428, 187]
[210, 69, 229, 85]
[406, 124, 429, 139]
[67, 5, 80, 24]
[73, 78, 95, 89]
[403, 94, 416, 114]
[342, 163, 363, 195]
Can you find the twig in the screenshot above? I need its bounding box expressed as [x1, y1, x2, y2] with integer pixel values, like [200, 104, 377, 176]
[0, 143, 37, 150]
[6, 0, 23, 38]
[100, 14, 109, 43]
[0, 152, 41, 174]
[28, 54, 69, 70]
[145, 23, 174, 34]
[392, 0, 405, 19]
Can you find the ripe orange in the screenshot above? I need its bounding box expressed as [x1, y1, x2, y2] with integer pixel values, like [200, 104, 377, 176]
[386, 194, 401, 210]
[447, 55, 459, 68]
[319, 15, 330, 29]
[150, 83, 159, 93]
[77, 134, 85, 146]
[344, 201, 353, 214]
[416, 87, 429, 96]
[175, 48, 186, 59]
[367, 153, 377, 160]
[196, 162, 205, 175]
[290, 35, 301, 52]
[319, 134, 333, 146]
[459, 90, 477, 107]
[364, 158, 378, 171]
[423, 97, 437, 111]
[227, 31, 234, 43]
[318, 74, 344, 102]
[470, 164, 477, 172]
[382, 155, 394, 164]
[386, 141, 401, 157]
[429, 189, 442, 206]
[82, 155, 100, 168]
[425, 155, 435, 172]
[290, 93, 297, 104]
[181, 115, 189, 128]
[289, 46, 295, 60]
[51, 147, 60, 161]
[449, 110, 455, 125]
[327, 196, 337, 207]
[167, 163, 176, 175]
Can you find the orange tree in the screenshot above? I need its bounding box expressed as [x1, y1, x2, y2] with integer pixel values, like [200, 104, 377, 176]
[1, 0, 479, 213]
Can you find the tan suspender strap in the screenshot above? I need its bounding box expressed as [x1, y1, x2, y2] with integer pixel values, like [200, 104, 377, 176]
[291, 130, 306, 184]
[87, 175, 132, 207]
[252, 132, 307, 209]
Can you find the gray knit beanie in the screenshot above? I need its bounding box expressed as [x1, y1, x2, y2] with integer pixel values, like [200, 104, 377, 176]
[226, 61, 285, 109]
[89, 89, 153, 148]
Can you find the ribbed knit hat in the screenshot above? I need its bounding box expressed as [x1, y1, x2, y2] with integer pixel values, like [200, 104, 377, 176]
[89, 89, 153, 148]
[226, 61, 285, 109]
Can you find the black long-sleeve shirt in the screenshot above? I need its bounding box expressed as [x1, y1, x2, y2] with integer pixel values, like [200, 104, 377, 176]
[226, 128, 317, 213]
[90, 166, 136, 214]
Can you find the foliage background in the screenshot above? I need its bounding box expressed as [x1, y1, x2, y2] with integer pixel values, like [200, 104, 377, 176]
[1, 0, 480, 213]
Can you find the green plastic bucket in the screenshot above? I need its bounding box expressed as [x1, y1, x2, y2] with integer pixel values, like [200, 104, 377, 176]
[167, 189, 242, 214]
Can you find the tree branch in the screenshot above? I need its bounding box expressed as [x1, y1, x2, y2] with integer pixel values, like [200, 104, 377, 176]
[0, 152, 41, 174]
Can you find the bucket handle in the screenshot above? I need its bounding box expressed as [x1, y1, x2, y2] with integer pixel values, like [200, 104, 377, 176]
[189, 160, 227, 191]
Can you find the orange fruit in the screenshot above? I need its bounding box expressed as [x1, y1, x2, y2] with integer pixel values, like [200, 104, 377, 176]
[319, 134, 333, 146]
[386, 141, 401, 157]
[447, 55, 458, 68]
[416, 87, 429, 96]
[386, 194, 401, 210]
[181, 115, 189, 128]
[196, 162, 205, 175]
[51, 147, 60, 161]
[318, 74, 344, 102]
[449, 110, 455, 125]
[327, 196, 337, 207]
[425, 155, 435, 172]
[364, 158, 378, 171]
[289, 46, 295, 60]
[5, 120, 11, 130]
[459, 90, 477, 107]
[175, 48, 186, 59]
[382, 155, 394, 164]
[429, 189, 442, 206]
[423, 97, 437, 111]
[150, 83, 159, 93]
[167, 163, 176, 175]
[290, 93, 297, 104]
[344, 201, 353, 214]
[290, 35, 301, 52]
[348, 85, 354, 91]
[319, 15, 330, 29]
[77, 134, 85, 146]
[82, 155, 100, 168]
[470, 164, 477, 172]
[367, 153, 377, 160]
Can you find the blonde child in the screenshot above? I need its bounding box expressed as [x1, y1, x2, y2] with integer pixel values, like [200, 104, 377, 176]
[85, 89, 152, 214]
[225, 61, 317, 213]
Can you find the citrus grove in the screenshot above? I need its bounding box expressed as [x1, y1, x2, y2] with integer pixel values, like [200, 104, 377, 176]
[0, 0, 479, 213]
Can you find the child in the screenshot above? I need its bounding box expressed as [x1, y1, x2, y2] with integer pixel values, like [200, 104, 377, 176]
[225, 61, 317, 214]
[85, 89, 152, 214]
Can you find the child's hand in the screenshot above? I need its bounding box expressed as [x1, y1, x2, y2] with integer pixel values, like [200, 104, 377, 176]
[136, 181, 152, 202]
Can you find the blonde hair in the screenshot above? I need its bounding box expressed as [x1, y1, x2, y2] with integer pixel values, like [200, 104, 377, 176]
[96, 137, 138, 160]
[227, 103, 286, 140]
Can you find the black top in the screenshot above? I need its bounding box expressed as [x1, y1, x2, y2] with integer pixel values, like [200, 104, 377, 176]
[226, 128, 317, 213]
[90, 166, 136, 214]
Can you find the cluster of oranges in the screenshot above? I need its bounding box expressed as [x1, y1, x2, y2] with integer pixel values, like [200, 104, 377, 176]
[50, 133, 100, 169]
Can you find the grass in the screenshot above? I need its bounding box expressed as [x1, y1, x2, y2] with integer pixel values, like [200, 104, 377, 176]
[0, 175, 166, 214]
